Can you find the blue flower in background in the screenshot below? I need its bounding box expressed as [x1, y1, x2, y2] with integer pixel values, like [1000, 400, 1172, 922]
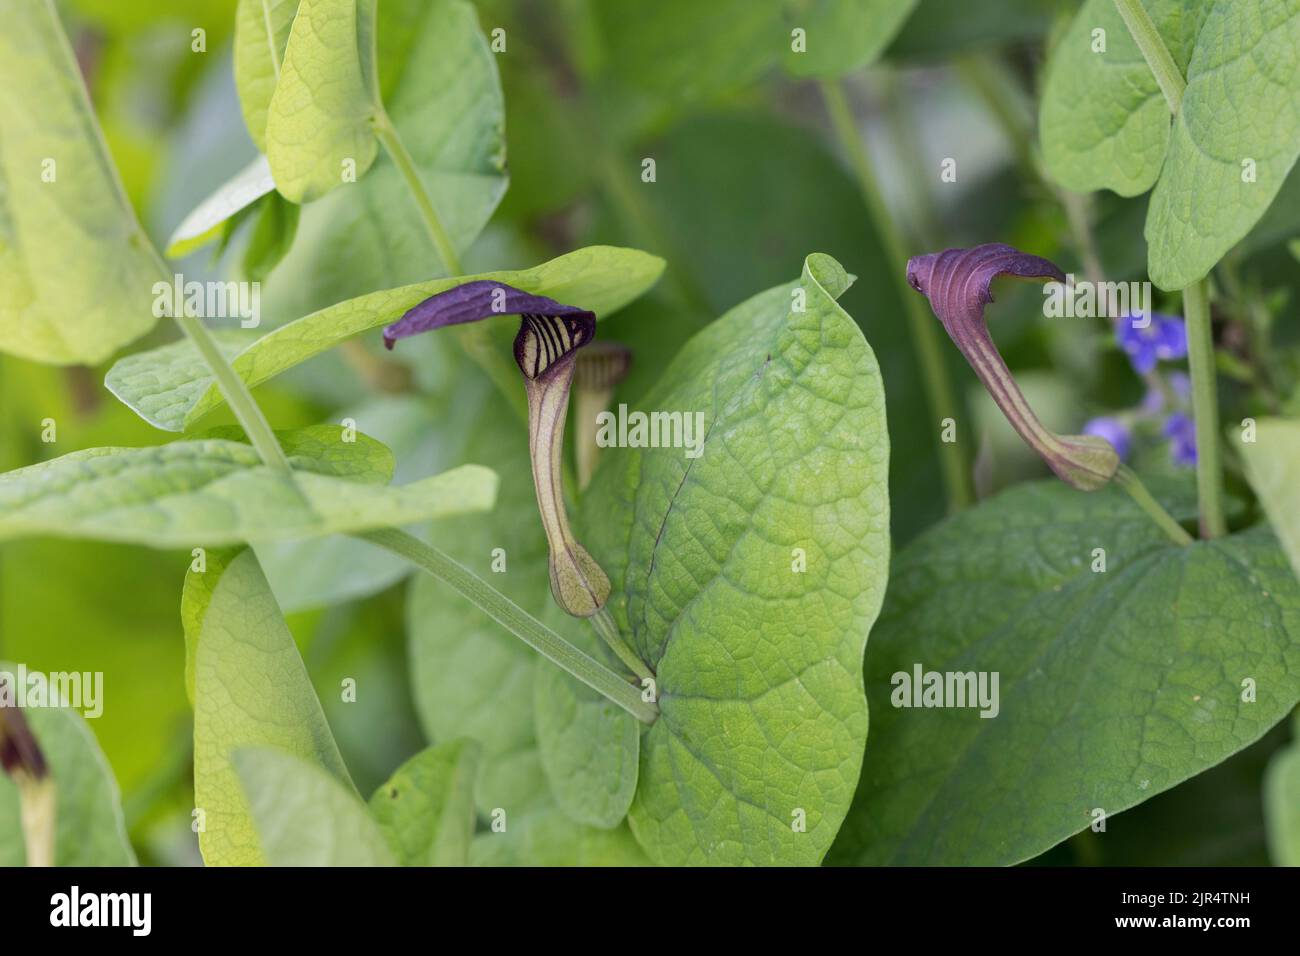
[1116, 313, 1187, 375]
[1163, 411, 1197, 466]
[1083, 416, 1131, 461]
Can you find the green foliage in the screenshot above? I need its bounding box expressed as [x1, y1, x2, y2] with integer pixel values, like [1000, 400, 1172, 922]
[830, 482, 1300, 865]
[234, 747, 396, 865]
[185, 549, 352, 866]
[581, 254, 889, 864]
[0, 427, 496, 548]
[266, 0, 380, 203]
[0, 0, 162, 364]
[1041, 0, 1300, 289]
[1264, 717, 1300, 866]
[106, 247, 664, 432]
[533, 606, 639, 829]
[0, 669, 135, 866]
[368, 740, 479, 866]
[1240, 417, 1300, 584]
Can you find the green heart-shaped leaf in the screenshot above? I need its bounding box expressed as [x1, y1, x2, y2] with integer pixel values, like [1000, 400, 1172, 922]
[829, 482, 1300, 866]
[583, 253, 889, 865]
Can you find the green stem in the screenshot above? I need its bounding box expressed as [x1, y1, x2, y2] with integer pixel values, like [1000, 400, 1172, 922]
[145, 244, 290, 472]
[174, 311, 290, 471]
[1112, 0, 1185, 114]
[819, 77, 973, 511]
[1114, 465, 1193, 546]
[590, 606, 653, 682]
[359, 527, 658, 724]
[1182, 278, 1226, 538]
[372, 111, 462, 276]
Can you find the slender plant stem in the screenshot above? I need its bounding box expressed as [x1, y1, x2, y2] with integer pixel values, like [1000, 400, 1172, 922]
[359, 527, 659, 724]
[174, 311, 291, 471]
[1113, 0, 1185, 114]
[1114, 465, 1193, 545]
[819, 77, 973, 511]
[372, 112, 462, 276]
[1181, 279, 1226, 538]
[590, 606, 653, 682]
[144, 246, 290, 471]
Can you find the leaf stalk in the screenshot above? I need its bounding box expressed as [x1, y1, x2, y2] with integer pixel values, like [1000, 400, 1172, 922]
[358, 527, 658, 724]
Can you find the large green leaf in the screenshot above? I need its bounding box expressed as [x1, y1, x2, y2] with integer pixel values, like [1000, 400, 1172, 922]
[0, 0, 162, 364]
[533, 605, 639, 829]
[266, 0, 379, 203]
[1240, 417, 1300, 584]
[234, 0, 299, 151]
[368, 739, 479, 866]
[828, 482, 1300, 866]
[0, 427, 495, 549]
[1146, 0, 1300, 289]
[469, 807, 653, 866]
[235, 747, 396, 865]
[584, 254, 890, 865]
[1039, 0, 1206, 197]
[106, 246, 665, 432]
[601, 113, 945, 542]
[0, 668, 135, 866]
[259, 0, 508, 321]
[407, 391, 552, 815]
[186, 549, 352, 866]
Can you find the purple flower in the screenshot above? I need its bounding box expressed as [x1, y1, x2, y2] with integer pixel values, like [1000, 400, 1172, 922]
[907, 243, 1119, 491]
[1116, 312, 1187, 375]
[1083, 417, 1131, 462]
[1163, 412, 1197, 466]
[383, 280, 595, 384]
[383, 281, 609, 618]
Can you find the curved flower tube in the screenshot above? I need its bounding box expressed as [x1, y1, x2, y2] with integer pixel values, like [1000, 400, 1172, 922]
[384, 281, 611, 617]
[906, 243, 1119, 491]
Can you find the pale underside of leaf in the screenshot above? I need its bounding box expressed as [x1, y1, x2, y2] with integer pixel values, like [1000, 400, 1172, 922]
[188, 549, 354, 866]
[164, 155, 277, 257]
[235, 747, 396, 866]
[0, 0, 162, 364]
[105, 246, 664, 433]
[0, 428, 496, 548]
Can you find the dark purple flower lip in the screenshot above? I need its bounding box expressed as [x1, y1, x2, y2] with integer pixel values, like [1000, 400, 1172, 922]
[0, 683, 47, 782]
[383, 280, 596, 382]
[907, 243, 1119, 491]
